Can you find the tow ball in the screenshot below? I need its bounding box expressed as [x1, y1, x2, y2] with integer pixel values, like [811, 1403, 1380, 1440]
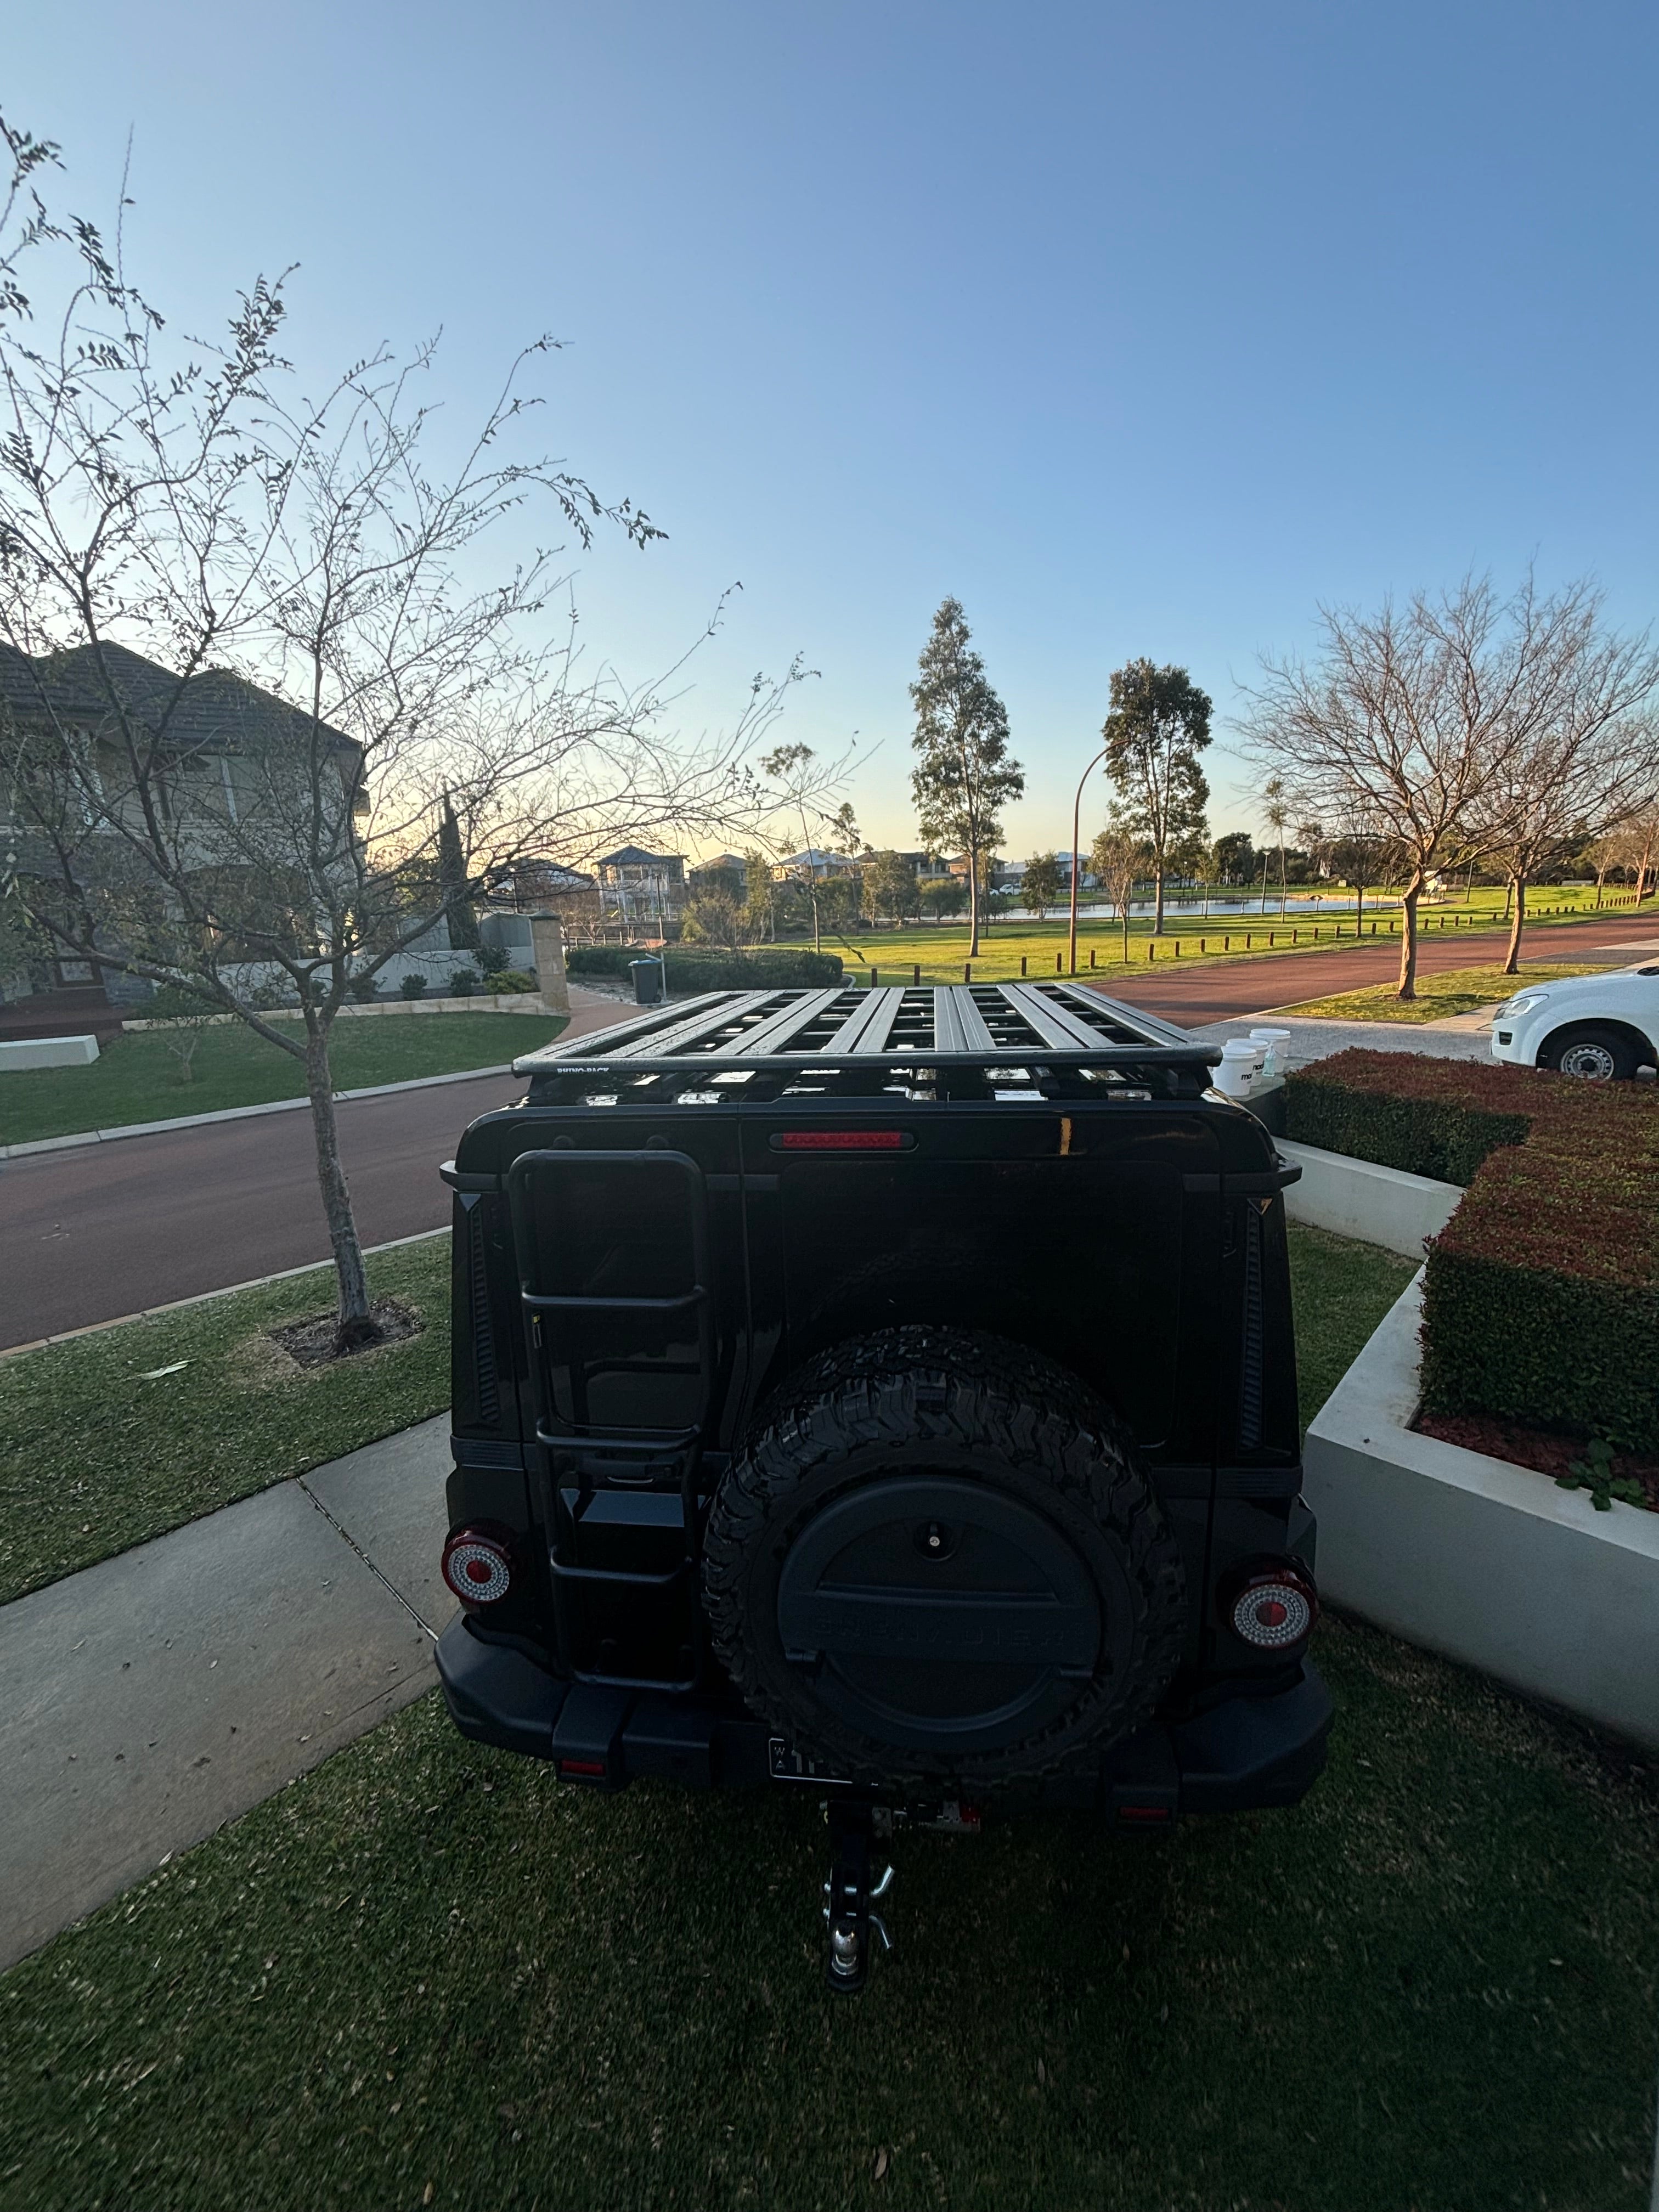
[821, 1801, 895, 1995]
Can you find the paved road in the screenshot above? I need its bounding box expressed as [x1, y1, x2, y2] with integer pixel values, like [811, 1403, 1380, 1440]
[4, 915, 1654, 1348]
[2, 995, 628, 1350]
[1099, 909, 1657, 1026]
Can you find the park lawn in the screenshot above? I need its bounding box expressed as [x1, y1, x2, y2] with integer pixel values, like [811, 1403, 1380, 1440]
[2, 1457, 1654, 2204]
[0, 1237, 453, 1606]
[1278, 960, 1608, 1025]
[0, 1012, 565, 1147]
[826, 890, 1641, 987]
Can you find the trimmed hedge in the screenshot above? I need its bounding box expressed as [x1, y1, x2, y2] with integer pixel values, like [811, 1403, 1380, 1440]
[566, 946, 844, 989]
[1286, 1051, 1659, 1451]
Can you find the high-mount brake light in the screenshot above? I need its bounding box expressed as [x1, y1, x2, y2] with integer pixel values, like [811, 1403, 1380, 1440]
[1221, 1561, 1318, 1651]
[774, 1130, 909, 1151]
[441, 1525, 514, 1609]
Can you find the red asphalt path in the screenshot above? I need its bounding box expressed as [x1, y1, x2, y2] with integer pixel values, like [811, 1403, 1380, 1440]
[5, 913, 1655, 1348]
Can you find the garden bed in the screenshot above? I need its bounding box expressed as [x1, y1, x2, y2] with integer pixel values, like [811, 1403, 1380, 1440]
[1286, 1048, 1659, 1455]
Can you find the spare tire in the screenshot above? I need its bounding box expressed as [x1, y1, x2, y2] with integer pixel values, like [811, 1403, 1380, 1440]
[703, 1328, 1186, 1792]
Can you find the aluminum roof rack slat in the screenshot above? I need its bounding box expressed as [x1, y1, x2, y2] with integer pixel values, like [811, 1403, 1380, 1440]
[605, 988, 787, 1062]
[511, 991, 741, 1075]
[1047, 986, 1198, 1052]
[823, 984, 909, 1056]
[512, 985, 1220, 1076]
[995, 981, 1110, 1052]
[721, 985, 851, 1059]
[933, 986, 996, 1054]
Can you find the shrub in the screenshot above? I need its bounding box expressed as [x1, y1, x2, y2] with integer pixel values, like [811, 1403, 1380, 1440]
[565, 946, 844, 989]
[490, 968, 538, 994]
[1286, 1050, 1659, 1451]
[448, 968, 481, 997]
[348, 974, 380, 1002]
[477, 941, 510, 977]
[399, 973, 428, 1000]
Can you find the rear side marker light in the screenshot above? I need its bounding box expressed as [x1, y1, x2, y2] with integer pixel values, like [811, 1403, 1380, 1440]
[441, 1525, 514, 1609]
[1222, 1562, 1318, 1650]
[772, 1130, 911, 1152]
[557, 1759, 607, 1780]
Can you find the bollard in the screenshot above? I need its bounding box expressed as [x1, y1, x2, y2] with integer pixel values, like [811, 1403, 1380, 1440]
[1200, 938, 1206, 955]
[963, 962, 972, 983]
[1020, 955, 1028, 975]
[912, 963, 921, 986]
[1090, 947, 1096, 969]
[1292, 928, 1297, 944]
[1246, 933, 1252, 949]
[1056, 952, 1063, 972]
[1269, 932, 1275, 947]
[871, 967, 878, 988]
[1224, 934, 1230, 951]
[1147, 941, 1155, 961]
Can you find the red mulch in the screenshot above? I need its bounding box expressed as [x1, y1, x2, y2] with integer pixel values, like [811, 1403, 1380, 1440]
[1415, 1408, 1659, 1512]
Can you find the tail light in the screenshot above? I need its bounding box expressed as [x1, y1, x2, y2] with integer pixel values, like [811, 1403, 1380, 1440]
[1220, 1559, 1318, 1650]
[442, 1524, 515, 1609]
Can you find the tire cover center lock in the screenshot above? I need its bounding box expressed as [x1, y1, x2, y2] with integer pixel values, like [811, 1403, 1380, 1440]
[774, 1475, 1136, 1754]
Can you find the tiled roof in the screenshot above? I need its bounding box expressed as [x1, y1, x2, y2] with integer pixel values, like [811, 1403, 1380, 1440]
[0, 641, 358, 761]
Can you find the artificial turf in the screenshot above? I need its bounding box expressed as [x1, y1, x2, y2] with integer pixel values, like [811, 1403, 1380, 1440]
[0, 1011, 565, 1147]
[0, 1614, 1653, 2211]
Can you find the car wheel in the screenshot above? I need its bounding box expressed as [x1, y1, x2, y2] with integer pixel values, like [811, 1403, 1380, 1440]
[1538, 1024, 1640, 1081]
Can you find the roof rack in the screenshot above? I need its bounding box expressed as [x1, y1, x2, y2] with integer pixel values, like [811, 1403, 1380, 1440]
[514, 982, 1218, 1076]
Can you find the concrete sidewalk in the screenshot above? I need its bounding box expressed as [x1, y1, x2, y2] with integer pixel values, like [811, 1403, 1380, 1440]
[0, 1415, 454, 1972]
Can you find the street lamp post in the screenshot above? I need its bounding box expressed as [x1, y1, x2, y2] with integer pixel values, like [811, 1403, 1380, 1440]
[1068, 744, 1109, 975]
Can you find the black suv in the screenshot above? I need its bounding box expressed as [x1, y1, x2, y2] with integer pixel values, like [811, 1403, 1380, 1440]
[436, 981, 1330, 1989]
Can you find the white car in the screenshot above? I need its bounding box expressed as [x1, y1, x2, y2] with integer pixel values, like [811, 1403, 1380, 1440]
[1489, 963, 1659, 1080]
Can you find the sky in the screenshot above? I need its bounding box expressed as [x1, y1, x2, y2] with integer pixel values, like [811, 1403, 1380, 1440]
[7, 2, 1659, 857]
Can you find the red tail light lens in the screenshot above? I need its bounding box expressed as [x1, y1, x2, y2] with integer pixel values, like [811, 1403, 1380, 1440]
[1221, 1561, 1318, 1650]
[442, 1525, 514, 1609]
[772, 1130, 911, 1152]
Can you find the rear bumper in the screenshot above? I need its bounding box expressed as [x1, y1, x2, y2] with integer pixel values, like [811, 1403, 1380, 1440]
[437, 1616, 1334, 1815]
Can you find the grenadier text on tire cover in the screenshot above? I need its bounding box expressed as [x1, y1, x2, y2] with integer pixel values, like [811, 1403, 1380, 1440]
[435, 982, 1331, 1991]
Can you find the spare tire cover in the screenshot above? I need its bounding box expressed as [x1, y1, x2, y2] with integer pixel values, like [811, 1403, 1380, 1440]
[703, 1328, 1186, 1789]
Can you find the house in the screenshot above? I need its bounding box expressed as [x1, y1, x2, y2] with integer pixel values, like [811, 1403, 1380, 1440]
[771, 848, 857, 882]
[596, 847, 687, 928]
[689, 853, 750, 896]
[486, 859, 602, 938]
[0, 639, 364, 1018]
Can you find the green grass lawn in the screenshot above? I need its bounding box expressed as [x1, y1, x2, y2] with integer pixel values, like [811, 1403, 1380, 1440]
[0, 1012, 566, 1147]
[0, 1222, 1412, 1609]
[15, 1226, 1646, 2209]
[1279, 960, 1609, 1025]
[2, 1595, 1652, 2207]
[825, 889, 1650, 988]
[0, 1237, 452, 1606]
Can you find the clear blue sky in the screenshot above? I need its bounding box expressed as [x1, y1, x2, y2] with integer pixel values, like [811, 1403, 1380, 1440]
[8, 2, 1658, 855]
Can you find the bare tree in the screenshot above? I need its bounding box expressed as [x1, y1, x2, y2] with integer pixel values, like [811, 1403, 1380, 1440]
[1088, 825, 1149, 967]
[0, 115, 833, 1346]
[1461, 587, 1659, 970]
[1243, 574, 1627, 999]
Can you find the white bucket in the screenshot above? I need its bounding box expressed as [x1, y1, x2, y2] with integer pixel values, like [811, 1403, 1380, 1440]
[1250, 1026, 1294, 1078]
[1214, 1036, 1264, 1098]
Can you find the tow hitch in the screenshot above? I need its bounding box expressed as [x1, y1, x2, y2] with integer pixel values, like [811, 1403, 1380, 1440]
[821, 1801, 895, 1994]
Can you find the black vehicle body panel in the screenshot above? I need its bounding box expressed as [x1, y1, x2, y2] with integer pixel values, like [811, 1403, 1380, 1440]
[437, 984, 1327, 1813]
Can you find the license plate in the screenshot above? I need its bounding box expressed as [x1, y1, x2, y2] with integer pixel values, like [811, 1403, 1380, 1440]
[768, 1737, 854, 1787]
